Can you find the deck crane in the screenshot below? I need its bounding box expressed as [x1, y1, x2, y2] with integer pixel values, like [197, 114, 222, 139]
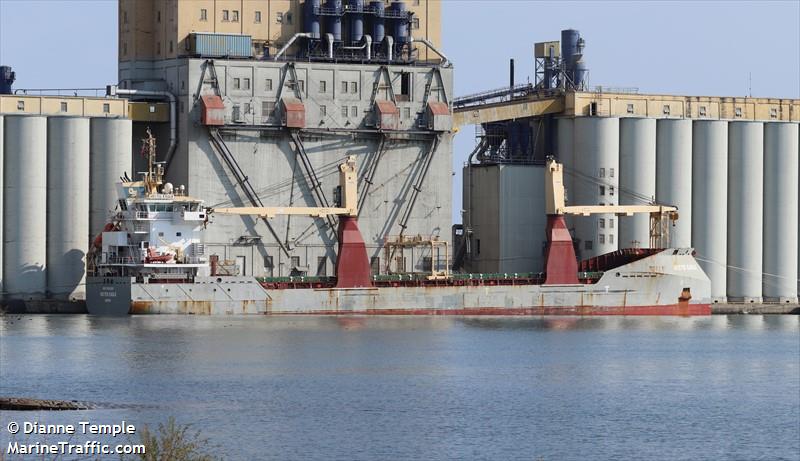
[543, 158, 679, 285]
[208, 156, 372, 289]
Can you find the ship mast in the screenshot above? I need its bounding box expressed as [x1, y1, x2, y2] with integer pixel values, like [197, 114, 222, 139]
[141, 128, 164, 195]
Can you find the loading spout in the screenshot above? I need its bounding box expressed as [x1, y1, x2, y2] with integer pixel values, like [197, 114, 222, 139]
[274, 33, 312, 61]
[108, 86, 177, 170]
[412, 37, 450, 66]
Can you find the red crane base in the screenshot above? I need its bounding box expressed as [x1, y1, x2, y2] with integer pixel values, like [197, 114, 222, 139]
[543, 215, 579, 285]
[335, 216, 373, 288]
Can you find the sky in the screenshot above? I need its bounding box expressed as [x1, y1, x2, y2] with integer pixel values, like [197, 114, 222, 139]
[1, 0, 799, 223]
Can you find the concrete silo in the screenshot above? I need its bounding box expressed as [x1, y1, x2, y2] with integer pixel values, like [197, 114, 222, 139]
[727, 121, 764, 302]
[89, 118, 132, 241]
[619, 118, 656, 248]
[47, 117, 91, 300]
[762, 122, 799, 303]
[3, 115, 48, 299]
[656, 119, 692, 248]
[573, 116, 619, 259]
[691, 120, 728, 302]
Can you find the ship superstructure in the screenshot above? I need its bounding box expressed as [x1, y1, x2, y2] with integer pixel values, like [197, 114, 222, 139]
[90, 130, 210, 284]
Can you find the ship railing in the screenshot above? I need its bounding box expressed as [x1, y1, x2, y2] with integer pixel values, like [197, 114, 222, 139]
[103, 255, 141, 265]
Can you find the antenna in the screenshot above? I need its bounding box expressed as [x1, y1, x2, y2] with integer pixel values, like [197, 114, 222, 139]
[748, 72, 752, 97]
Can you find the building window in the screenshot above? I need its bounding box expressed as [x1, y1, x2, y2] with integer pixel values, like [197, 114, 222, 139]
[599, 185, 605, 196]
[609, 186, 615, 196]
[599, 218, 605, 229]
[157, 10, 161, 22]
[317, 257, 327, 276]
[244, 103, 251, 114]
[265, 79, 273, 91]
[319, 80, 327, 93]
[412, 18, 420, 29]
[255, 11, 261, 23]
[770, 107, 778, 119]
[609, 219, 614, 229]
[180, 101, 185, 113]
[609, 234, 614, 244]
[341, 81, 348, 93]
[222, 10, 229, 21]
[320, 105, 327, 117]
[232, 104, 241, 121]
[232, 10, 239, 22]
[403, 107, 411, 119]
[103, 103, 110, 113]
[599, 234, 605, 244]
[626, 103, 634, 114]
[262, 101, 275, 117]
[413, 0, 420, 4]
[157, 41, 161, 54]
[350, 81, 358, 93]
[276, 12, 283, 23]
[243, 78, 250, 90]
[342, 106, 348, 117]
[351, 105, 357, 116]
[290, 256, 301, 268]
[233, 78, 241, 89]
[585, 240, 593, 250]
[699, 106, 707, 117]
[662, 104, 671, 115]
[200, 8, 208, 21]
[370, 256, 380, 275]
[599, 168, 605, 178]
[16, 100, 24, 111]
[285, 13, 293, 25]
[264, 256, 274, 277]
[169, 41, 173, 53]
[735, 107, 742, 118]
[609, 168, 615, 178]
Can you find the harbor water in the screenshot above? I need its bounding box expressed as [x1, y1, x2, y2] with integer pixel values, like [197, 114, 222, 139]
[1, 315, 798, 460]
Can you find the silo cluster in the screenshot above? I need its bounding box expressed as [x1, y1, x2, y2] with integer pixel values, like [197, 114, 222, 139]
[557, 116, 799, 303]
[1, 115, 131, 302]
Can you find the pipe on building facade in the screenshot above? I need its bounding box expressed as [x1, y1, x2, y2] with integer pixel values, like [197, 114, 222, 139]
[326, 33, 335, 59]
[274, 33, 312, 61]
[385, 35, 394, 62]
[342, 35, 373, 60]
[110, 86, 177, 169]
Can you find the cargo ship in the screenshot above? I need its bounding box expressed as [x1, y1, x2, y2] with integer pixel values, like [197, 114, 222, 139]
[86, 132, 711, 315]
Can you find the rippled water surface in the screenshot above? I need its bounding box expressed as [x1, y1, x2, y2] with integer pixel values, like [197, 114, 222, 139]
[1, 315, 798, 460]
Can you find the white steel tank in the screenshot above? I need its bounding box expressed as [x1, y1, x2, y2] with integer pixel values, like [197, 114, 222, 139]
[727, 121, 764, 302]
[691, 120, 728, 302]
[47, 117, 91, 300]
[3, 115, 48, 298]
[656, 119, 692, 248]
[573, 117, 619, 259]
[619, 118, 656, 249]
[762, 122, 799, 303]
[90, 118, 132, 241]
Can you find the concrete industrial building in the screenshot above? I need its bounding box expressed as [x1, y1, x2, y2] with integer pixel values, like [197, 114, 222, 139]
[456, 30, 800, 305]
[117, 0, 453, 280]
[119, 0, 441, 63]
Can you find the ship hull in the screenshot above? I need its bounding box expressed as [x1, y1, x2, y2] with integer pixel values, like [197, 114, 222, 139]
[86, 250, 713, 316]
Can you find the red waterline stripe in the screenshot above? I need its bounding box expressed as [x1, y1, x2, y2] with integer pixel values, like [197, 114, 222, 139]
[279, 304, 712, 316]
